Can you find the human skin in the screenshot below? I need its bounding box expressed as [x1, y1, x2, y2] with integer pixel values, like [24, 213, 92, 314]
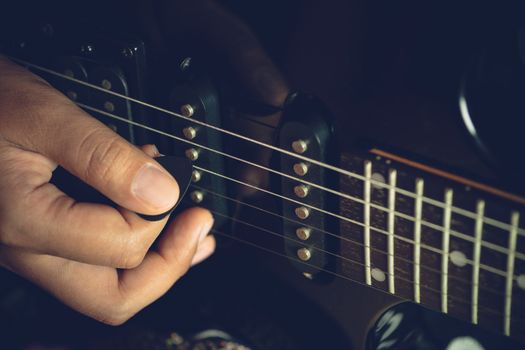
[0, 56, 215, 325]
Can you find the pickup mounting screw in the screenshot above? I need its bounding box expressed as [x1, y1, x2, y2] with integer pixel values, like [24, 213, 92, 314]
[190, 191, 204, 204]
[303, 272, 313, 279]
[101, 79, 112, 90]
[296, 227, 311, 241]
[292, 139, 308, 154]
[191, 170, 202, 183]
[80, 44, 94, 54]
[297, 248, 312, 261]
[180, 104, 195, 117]
[293, 162, 309, 176]
[185, 148, 200, 161]
[103, 101, 115, 112]
[180, 57, 192, 71]
[295, 206, 310, 220]
[121, 47, 134, 58]
[294, 184, 309, 198]
[183, 126, 197, 140]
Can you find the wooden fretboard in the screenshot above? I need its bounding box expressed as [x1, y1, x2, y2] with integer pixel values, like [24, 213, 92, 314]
[339, 150, 525, 342]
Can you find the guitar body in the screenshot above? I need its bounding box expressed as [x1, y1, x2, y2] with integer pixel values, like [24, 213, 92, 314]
[1, 0, 524, 349]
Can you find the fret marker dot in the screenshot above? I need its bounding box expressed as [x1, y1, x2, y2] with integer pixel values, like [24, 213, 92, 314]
[450, 251, 467, 267]
[371, 173, 385, 189]
[446, 336, 484, 350]
[517, 275, 525, 291]
[371, 268, 386, 282]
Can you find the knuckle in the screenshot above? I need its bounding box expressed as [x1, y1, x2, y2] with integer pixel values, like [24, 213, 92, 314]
[112, 235, 148, 269]
[97, 304, 133, 326]
[171, 249, 192, 277]
[78, 129, 129, 185]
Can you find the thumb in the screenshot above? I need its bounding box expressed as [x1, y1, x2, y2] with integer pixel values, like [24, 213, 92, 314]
[0, 58, 179, 215]
[55, 118, 180, 215]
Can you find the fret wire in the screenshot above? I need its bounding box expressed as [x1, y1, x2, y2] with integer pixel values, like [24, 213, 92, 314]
[388, 169, 397, 294]
[395, 208, 525, 261]
[78, 102, 525, 259]
[364, 161, 372, 286]
[198, 153, 517, 279]
[504, 212, 519, 336]
[413, 179, 424, 303]
[196, 184, 515, 297]
[15, 57, 525, 238]
[371, 181, 525, 238]
[208, 206, 457, 294]
[208, 209, 511, 307]
[441, 188, 453, 314]
[212, 229, 516, 318]
[472, 200, 485, 324]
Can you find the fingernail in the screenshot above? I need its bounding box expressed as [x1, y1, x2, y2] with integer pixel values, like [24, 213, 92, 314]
[132, 163, 179, 210]
[150, 144, 160, 157]
[198, 219, 214, 242]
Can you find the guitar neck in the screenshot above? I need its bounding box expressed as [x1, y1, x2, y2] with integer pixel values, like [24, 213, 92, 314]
[338, 149, 525, 341]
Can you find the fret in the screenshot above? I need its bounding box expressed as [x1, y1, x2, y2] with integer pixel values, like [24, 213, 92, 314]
[364, 161, 372, 285]
[471, 200, 485, 324]
[413, 178, 424, 303]
[387, 169, 397, 294]
[504, 212, 519, 336]
[441, 188, 453, 313]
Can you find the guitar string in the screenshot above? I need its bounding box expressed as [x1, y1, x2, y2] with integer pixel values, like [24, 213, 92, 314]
[194, 165, 525, 280]
[9, 58, 523, 283]
[210, 208, 508, 302]
[194, 185, 516, 298]
[210, 228, 510, 318]
[11, 57, 525, 237]
[77, 102, 525, 266]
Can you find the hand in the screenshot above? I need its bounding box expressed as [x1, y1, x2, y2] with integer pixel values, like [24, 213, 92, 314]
[0, 56, 215, 325]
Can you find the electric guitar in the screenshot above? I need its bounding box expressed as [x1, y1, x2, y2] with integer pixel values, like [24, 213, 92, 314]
[1, 0, 524, 349]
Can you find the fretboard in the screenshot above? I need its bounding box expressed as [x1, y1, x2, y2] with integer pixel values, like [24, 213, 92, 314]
[339, 150, 525, 342]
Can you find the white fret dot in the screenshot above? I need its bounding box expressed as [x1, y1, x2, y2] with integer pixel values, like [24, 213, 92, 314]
[371, 267, 386, 282]
[517, 275, 525, 290]
[446, 337, 484, 350]
[371, 173, 386, 189]
[450, 251, 467, 267]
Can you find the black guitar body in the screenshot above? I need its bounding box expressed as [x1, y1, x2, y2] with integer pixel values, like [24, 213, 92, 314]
[1, 1, 524, 349]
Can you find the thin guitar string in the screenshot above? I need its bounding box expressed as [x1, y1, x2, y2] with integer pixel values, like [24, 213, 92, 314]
[211, 228, 510, 318]
[210, 208, 507, 301]
[194, 165, 525, 281]
[11, 57, 525, 237]
[194, 181, 521, 283]
[195, 185, 516, 297]
[75, 102, 525, 264]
